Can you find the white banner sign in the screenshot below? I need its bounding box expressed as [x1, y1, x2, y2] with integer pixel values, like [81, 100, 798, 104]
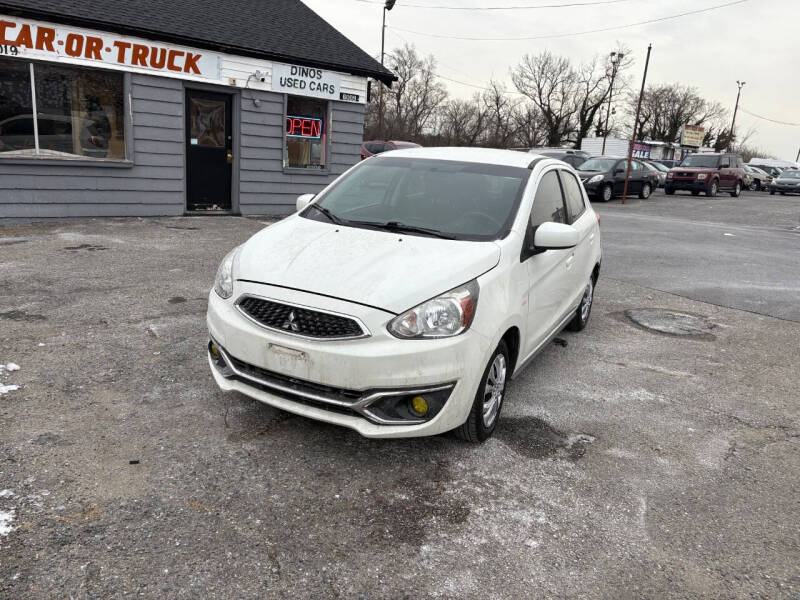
[272, 63, 341, 101]
[0, 15, 220, 81]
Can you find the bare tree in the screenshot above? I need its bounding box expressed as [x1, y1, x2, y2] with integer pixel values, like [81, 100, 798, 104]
[481, 81, 520, 148]
[512, 102, 547, 149]
[365, 44, 448, 142]
[438, 96, 487, 146]
[634, 83, 728, 144]
[511, 52, 578, 146]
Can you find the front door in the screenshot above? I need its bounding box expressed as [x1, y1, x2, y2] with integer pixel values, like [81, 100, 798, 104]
[523, 169, 573, 357]
[186, 90, 232, 211]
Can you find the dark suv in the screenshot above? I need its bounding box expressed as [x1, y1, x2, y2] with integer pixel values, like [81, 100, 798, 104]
[665, 153, 745, 197]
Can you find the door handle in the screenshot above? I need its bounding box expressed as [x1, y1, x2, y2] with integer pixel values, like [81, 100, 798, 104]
[226, 150, 233, 164]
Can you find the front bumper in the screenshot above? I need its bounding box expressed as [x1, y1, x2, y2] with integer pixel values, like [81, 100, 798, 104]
[771, 185, 800, 194]
[206, 282, 490, 438]
[666, 179, 708, 192]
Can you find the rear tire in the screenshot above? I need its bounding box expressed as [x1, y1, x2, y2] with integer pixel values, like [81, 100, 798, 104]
[455, 341, 509, 443]
[730, 181, 742, 197]
[639, 183, 652, 199]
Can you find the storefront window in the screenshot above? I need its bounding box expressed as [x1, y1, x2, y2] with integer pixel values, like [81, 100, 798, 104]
[284, 96, 326, 170]
[0, 59, 35, 153]
[0, 57, 125, 160]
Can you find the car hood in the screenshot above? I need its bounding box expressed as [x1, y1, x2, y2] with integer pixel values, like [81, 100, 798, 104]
[671, 166, 713, 173]
[576, 170, 606, 179]
[235, 216, 502, 314]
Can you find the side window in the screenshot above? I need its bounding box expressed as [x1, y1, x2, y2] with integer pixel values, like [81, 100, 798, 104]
[383, 143, 395, 152]
[559, 171, 586, 223]
[719, 156, 730, 168]
[531, 170, 566, 227]
[631, 161, 641, 171]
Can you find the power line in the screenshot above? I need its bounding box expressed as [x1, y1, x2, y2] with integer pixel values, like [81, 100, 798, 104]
[351, 0, 636, 9]
[740, 107, 800, 127]
[389, 0, 751, 40]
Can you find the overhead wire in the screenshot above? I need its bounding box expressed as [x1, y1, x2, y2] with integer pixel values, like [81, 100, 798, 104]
[388, 0, 751, 41]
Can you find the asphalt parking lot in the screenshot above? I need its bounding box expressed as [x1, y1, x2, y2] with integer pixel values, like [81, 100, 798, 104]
[1, 190, 798, 598]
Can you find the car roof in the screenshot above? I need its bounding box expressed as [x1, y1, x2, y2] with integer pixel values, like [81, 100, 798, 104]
[383, 146, 546, 169]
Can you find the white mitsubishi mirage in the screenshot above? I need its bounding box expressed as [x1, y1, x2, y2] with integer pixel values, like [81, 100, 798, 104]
[207, 147, 601, 442]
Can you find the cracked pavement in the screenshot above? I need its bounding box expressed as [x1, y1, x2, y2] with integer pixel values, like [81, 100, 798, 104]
[1, 191, 799, 598]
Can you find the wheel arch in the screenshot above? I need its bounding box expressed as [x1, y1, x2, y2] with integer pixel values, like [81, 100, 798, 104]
[500, 326, 521, 377]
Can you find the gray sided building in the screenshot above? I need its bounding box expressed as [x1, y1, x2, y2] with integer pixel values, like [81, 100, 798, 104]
[0, 0, 395, 220]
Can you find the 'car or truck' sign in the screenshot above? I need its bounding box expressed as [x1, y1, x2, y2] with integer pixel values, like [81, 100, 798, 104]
[272, 64, 341, 101]
[0, 16, 220, 80]
[681, 125, 706, 148]
[632, 142, 651, 159]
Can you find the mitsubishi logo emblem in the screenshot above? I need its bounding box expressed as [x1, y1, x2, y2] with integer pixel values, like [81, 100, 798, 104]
[282, 311, 300, 332]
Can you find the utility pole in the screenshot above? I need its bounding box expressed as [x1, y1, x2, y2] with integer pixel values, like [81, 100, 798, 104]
[727, 80, 745, 152]
[601, 51, 624, 155]
[795, 147, 799, 163]
[377, 0, 396, 140]
[622, 44, 652, 205]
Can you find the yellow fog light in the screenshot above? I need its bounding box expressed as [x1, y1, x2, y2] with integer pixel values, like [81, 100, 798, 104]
[410, 396, 429, 417]
[209, 342, 220, 357]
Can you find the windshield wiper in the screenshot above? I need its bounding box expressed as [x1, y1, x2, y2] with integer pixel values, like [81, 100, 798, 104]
[307, 203, 343, 225]
[346, 220, 456, 240]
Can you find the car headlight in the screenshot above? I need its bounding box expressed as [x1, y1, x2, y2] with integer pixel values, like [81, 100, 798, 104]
[587, 174, 603, 184]
[213, 246, 240, 299]
[697, 173, 707, 180]
[666, 172, 673, 179]
[388, 280, 479, 339]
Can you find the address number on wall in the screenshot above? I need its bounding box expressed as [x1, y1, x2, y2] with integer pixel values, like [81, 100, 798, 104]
[0, 44, 20, 55]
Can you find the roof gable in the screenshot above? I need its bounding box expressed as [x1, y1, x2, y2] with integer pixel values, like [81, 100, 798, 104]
[0, 0, 395, 84]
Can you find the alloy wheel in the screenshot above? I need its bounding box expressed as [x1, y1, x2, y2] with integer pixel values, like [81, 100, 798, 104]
[581, 278, 594, 323]
[482, 354, 507, 428]
[602, 185, 612, 202]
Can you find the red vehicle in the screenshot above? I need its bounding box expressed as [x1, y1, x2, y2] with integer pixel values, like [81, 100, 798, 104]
[361, 140, 421, 160]
[665, 153, 746, 197]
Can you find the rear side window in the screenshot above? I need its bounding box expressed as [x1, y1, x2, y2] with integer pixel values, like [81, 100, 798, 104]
[365, 143, 383, 154]
[531, 170, 566, 226]
[559, 171, 586, 223]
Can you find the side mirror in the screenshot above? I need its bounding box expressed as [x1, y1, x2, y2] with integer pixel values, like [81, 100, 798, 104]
[296, 193, 315, 212]
[614, 168, 625, 175]
[533, 222, 580, 251]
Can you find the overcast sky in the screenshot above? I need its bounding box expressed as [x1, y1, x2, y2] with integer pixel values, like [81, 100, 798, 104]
[303, 0, 799, 160]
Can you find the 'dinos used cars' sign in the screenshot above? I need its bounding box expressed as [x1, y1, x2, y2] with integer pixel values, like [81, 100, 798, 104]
[681, 125, 706, 148]
[0, 15, 221, 81]
[272, 64, 341, 101]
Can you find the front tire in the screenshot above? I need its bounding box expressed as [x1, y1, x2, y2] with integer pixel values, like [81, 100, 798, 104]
[597, 184, 613, 203]
[730, 181, 742, 197]
[639, 183, 652, 199]
[566, 275, 595, 332]
[707, 180, 719, 197]
[455, 341, 509, 443]
[665, 186, 675, 195]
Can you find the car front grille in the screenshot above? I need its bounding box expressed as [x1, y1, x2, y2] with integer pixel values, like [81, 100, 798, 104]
[236, 296, 367, 340]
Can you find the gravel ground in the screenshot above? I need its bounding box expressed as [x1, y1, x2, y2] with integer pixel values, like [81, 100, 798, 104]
[0, 206, 798, 599]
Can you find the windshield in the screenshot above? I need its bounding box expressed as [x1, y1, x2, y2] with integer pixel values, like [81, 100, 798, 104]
[680, 155, 720, 168]
[303, 157, 530, 241]
[778, 170, 800, 179]
[578, 158, 617, 172]
[650, 162, 669, 172]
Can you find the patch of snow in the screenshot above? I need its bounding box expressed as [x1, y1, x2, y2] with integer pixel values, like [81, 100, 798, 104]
[0, 490, 13, 498]
[4, 362, 20, 371]
[0, 384, 20, 396]
[38, 343, 45, 347]
[0, 509, 15, 536]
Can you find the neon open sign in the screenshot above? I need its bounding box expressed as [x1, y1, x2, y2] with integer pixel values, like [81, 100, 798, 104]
[286, 116, 322, 139]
